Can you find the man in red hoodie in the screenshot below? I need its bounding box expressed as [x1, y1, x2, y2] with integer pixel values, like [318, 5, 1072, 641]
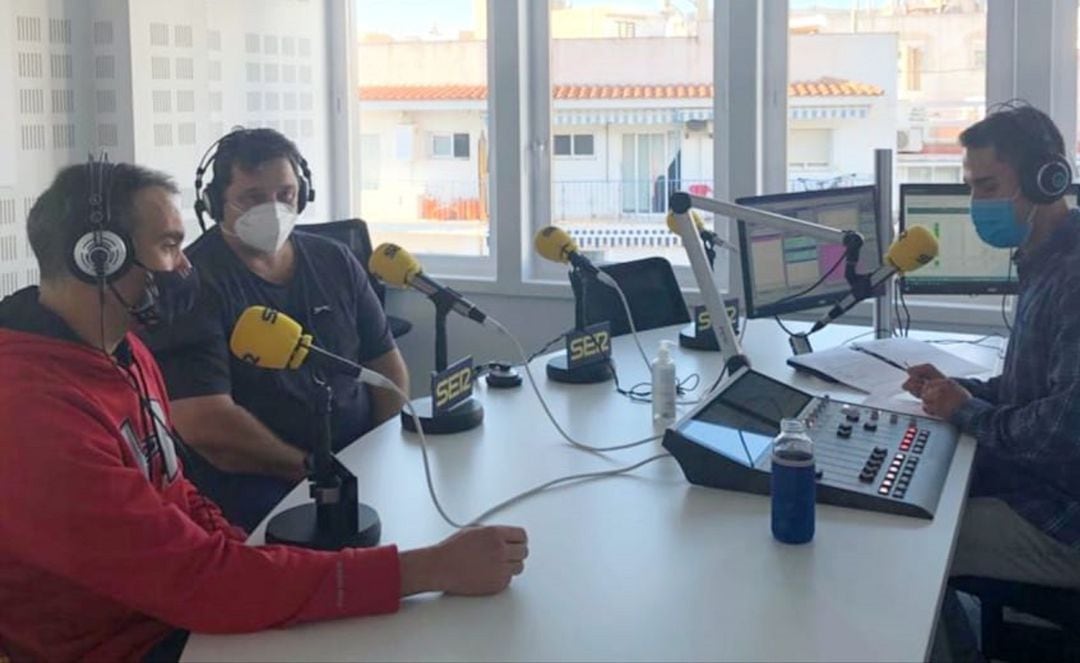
[0, 161, 528, 661]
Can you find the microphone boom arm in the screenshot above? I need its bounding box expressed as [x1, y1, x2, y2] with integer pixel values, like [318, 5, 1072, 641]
[683, 193, 858, 245]
[682, 192, 866, 289]
[669, 193, 750, 377]
[669, 190, 873, 375]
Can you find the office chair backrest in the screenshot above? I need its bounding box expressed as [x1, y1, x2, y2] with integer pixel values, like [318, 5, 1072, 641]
[575, 256, 690, 336]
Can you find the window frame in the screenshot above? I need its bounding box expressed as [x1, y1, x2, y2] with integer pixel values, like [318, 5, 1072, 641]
[552, 132, 595, 159]
[769, 0, 1077, 330]
[527, 2, 738, 292]
[428, 132, 470, 160]
[337, 0, 1077, 316]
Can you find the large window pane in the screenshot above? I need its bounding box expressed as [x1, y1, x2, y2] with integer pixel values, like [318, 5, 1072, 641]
[788, 1, 987, 191]
[355, 0, 490, 257]
[548, 1, 715, 267]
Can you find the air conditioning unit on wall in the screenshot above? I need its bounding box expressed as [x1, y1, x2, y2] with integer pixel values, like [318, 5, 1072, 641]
[897, 128, 924, 153]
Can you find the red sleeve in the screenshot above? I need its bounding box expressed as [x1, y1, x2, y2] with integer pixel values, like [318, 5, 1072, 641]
[0, 391, 401, 633]
[181, 477, 248, 542]
[134, 335, 245, 542]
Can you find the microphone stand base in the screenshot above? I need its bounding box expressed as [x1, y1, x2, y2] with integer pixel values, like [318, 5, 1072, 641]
[678, 325, 720, 352]
[266, 502, 381, 551]
[400, 396, 484, 435]
[545, 354, 614, 384]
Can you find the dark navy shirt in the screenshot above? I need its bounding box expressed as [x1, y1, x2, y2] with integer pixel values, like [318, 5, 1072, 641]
[143, 228, 395, 529]
[953, 209, 1080, 549]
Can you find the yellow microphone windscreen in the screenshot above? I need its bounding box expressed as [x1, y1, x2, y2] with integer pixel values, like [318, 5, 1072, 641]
[666, 210, 704, 234]
[369, 243, 421, 288]
[534, 226, 578, 264]
[229, 306, 311, 370]
[886, 225, 939, 273]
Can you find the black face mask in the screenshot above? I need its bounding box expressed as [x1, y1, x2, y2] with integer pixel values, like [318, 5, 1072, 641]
[110, 262, 199, 329]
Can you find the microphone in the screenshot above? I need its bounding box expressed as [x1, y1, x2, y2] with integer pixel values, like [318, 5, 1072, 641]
[810, 225, 938, 333]
[665, 211, 736, 252]
[368, 243, 489, 325]
[534, 226, 617, 286]
[229, 306, 395, 389]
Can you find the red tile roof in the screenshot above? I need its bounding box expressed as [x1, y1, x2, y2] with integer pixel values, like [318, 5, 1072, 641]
[788, 77, 884, 97]
[359, 78, 884, 102]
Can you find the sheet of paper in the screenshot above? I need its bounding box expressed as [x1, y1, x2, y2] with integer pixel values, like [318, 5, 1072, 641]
[851, 337, 990, 376]
[860, 385, 943, 420]
[788, 346, 908, 394]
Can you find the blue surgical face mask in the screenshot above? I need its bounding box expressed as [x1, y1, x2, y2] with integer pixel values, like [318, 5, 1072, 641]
[970, 191, 1036, 248]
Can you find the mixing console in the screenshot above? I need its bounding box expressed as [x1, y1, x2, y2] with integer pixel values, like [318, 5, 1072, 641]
[663, 368, 959, 518]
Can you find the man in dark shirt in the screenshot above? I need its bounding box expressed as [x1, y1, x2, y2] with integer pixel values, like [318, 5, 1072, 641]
[145, 128, 409, 529]
[904, 105, 1080, 594]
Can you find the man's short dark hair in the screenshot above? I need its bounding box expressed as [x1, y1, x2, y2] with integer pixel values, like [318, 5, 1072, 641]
[960, 101, 1066, 173]
[207, 128, 304, 216]
[27, 162, 178, 281]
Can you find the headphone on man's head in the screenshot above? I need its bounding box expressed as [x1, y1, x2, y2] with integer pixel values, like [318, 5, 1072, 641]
[69, 154, 135, 285]
[992, 102, 1074, 205]
[193, 127, 315, 232]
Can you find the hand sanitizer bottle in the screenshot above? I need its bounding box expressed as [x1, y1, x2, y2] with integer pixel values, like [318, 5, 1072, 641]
[652, 340, 677, 427]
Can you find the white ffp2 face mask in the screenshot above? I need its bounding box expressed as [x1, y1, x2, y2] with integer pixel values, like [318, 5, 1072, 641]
[227, 201, 298, 254]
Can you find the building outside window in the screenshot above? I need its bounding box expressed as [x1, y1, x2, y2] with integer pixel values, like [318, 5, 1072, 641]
[788, 0, 987, 191]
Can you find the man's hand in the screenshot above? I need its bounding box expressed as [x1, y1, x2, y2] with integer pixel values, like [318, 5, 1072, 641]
[903, 364, 946, 398]
[920, 378, 972, 420]
[400, 526, 528, 597]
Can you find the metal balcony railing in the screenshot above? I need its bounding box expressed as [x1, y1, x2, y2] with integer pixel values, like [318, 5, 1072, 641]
[551, 178, 714, 221]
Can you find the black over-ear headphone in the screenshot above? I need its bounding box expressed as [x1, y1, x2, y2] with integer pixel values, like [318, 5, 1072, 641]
[69, 154, 135, 285]
[997, 104, 1074, 204]
[193, 127, 315, 232]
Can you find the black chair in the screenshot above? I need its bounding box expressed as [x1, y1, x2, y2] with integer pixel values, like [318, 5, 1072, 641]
[575, 256, 690, 336]
[950, 576, 1080, 662]
[300, 219, 412, 338]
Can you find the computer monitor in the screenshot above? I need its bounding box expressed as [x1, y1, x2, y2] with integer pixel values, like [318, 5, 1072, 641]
[736, 185, 882, 319]
[898, 183, 1080, 295]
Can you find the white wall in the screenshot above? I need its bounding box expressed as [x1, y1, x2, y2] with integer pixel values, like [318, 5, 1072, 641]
[358, 109, 486, 224]
[550, 34, 712, 85]
[358, 40, 486, 86]
[0, 0, 333, 299]
[1, 0, 107, 295]
[125, 0, 331, 238]
[788, 33, 898, 180]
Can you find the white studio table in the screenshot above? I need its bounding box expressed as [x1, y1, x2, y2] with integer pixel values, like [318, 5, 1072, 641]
[182, 320, 1003, 663]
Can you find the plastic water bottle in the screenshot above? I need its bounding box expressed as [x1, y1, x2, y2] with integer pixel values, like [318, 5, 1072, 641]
[771, 418, 816, 544]
[651, 340, 677, 427]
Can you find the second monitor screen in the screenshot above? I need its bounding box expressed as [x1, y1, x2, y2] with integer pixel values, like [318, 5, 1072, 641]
[899, 183, 1079, 295]
[736, 186, 881, 319]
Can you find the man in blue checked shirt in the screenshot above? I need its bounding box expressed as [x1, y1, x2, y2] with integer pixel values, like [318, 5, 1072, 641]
[904, 103, 1080, 593]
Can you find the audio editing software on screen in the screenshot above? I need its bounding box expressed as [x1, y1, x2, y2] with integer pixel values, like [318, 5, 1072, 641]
[737, 186, 881, 318]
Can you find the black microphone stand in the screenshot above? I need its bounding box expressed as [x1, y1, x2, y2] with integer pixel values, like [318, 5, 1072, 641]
[266, 373, 381, 550]
[400, 288, 484, 434]
[679, 237, 722, 352]
[546, 266, 615, 384]
[808, 231, 875, 334]
[840, 231, 875, 299]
